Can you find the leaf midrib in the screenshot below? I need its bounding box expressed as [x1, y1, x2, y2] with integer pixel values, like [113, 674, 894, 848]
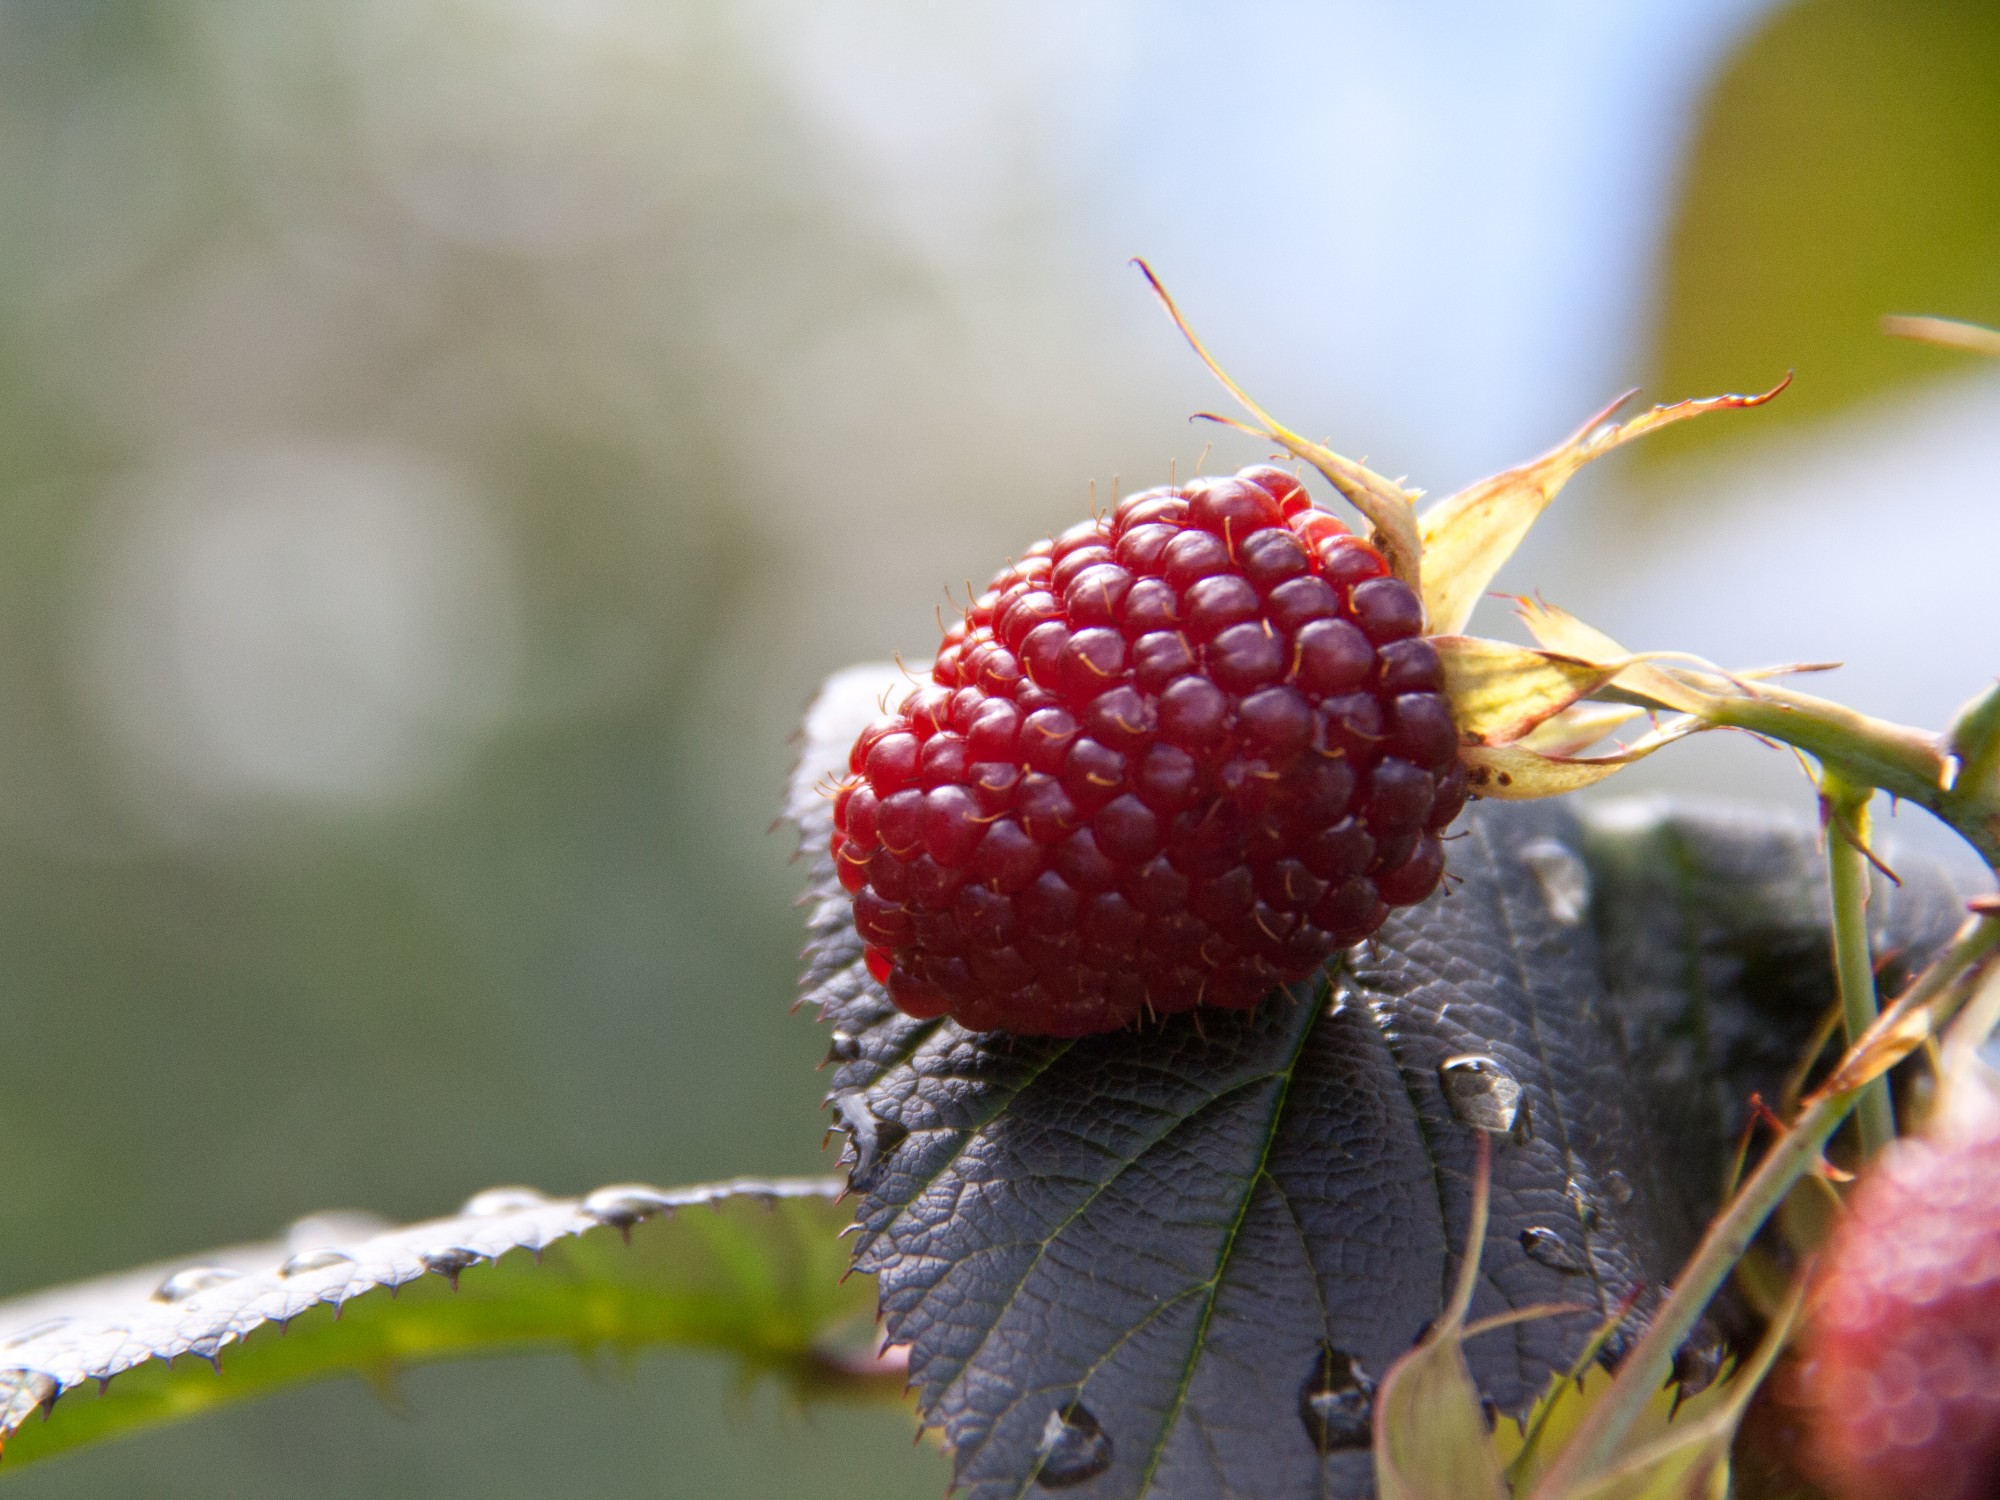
[1126, 999, 1322, 1500]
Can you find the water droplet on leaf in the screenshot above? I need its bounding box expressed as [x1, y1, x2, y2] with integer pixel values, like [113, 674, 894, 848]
[460, 1186, 548, 1217]
[278, 1247, 356, 1278]
[1604, 1170, 1634, 1205]
[1566, 1178, 1600, 1230]
[826, 1029, 862, 1063]
[1510, 1097, 1535, 1144]
[1298, 1344, 1376, 1453]
[582, 1185, 675, 1238]
[1520, 1226, 1587, 1273]
[1517, 837, 1590, 925]
[286, 1210, 389, 1252]
[421, 1246, 481, 1290]
[1034, 1402, 1112, 1488]
[1439, 1054, 1522, 1132]
[153, 1266, 243, 1303]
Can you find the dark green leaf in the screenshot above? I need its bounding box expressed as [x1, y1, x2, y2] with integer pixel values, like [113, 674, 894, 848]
[792, 670, 1968, 1500]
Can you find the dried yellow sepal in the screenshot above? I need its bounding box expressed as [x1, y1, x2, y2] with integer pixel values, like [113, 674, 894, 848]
[1513, 600, 1718, 717]
[1460, 718, 1705, 801]
[1515, 702, 1650, 758]
[1131, 264, 1816, 815]
[1432, 636, 1626, 747]
[1136, 261, 1425, 591]
[1418, 380, 1789, 636]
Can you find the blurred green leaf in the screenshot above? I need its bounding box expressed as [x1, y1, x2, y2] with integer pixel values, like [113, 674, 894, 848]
[1648, 0, 2000, 462]
[0, 1177, 896, 1473]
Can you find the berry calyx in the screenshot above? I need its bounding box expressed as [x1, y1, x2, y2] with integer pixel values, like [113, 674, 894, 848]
[831, 465, 1466, 1037]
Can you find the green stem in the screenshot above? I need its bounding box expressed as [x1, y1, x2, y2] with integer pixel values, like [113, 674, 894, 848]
[1530, 916, 2000, 1499]
[1697, 683, 2000, 868]
[1823, 774, 1894, 1156]
[1947, 679, 2000, 811]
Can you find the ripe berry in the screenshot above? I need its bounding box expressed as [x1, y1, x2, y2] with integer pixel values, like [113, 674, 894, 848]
[831, 465, 1466, 1036]
[1790, 1081, 2000, 1500]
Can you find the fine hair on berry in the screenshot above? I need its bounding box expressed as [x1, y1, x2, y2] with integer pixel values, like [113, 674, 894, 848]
[831, 465, 1467, 1037]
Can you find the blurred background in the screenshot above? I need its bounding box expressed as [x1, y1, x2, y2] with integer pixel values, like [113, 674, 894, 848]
[0, 1, 1994, 1494]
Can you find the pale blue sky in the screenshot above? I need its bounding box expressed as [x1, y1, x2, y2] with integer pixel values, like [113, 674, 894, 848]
[768, 0, 1778, 488]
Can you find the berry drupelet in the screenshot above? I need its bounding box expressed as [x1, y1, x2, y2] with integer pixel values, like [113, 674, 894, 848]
[1791, 1078, 2000, 1500]
[830, 465, 1467, 1037]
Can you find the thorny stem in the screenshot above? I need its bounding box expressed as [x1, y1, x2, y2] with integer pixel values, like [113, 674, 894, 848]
[1823, 773, 1894, 1156]
[1693, 681, 2000, 868]
[1947, 680, 2000, 815]
[1531, 915, 2000, 1499]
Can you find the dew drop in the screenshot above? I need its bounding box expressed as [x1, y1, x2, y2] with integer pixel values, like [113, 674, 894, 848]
[1034, 1402, 1112, 1489]
[153, 1266, 243, 1303]
[421, 1246, 482, 1290]
[460, 1186, 548, 1218]
[1517, 838, 1591, 925]
[286, 1210, 389, 1252]
[1604, 1170, 1634, 1205]
[1298, 1344, 1376, 1453]
[1438, 1054, 1522, 1133]
[1520, 1227, 1587, 1274]
[582, 1184, 675, 1236]
[1510, 1097, 1535, 1145]
[278, 1247, 356, 1278]
[1566, 1178, 1600, 1231]
[826, 1030, 863, 1064]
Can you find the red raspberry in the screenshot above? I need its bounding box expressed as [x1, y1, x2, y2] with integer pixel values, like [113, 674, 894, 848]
[830, 465, 1466, 1037]
[1790, 1081, 2000, 1500]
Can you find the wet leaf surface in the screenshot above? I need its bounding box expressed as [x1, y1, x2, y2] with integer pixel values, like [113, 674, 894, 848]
[0, 1177, 883, 1471]
[792, 668, 1970, 1500]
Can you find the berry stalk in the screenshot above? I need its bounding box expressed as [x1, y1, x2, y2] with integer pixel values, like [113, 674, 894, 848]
[1694, 679, 2000, 868]
[1824, 771, 1896, 1158]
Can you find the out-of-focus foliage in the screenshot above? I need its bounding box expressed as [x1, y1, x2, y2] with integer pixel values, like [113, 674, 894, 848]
[0, 4, 1110, 1494]
[1648, 0, 2000, 460]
